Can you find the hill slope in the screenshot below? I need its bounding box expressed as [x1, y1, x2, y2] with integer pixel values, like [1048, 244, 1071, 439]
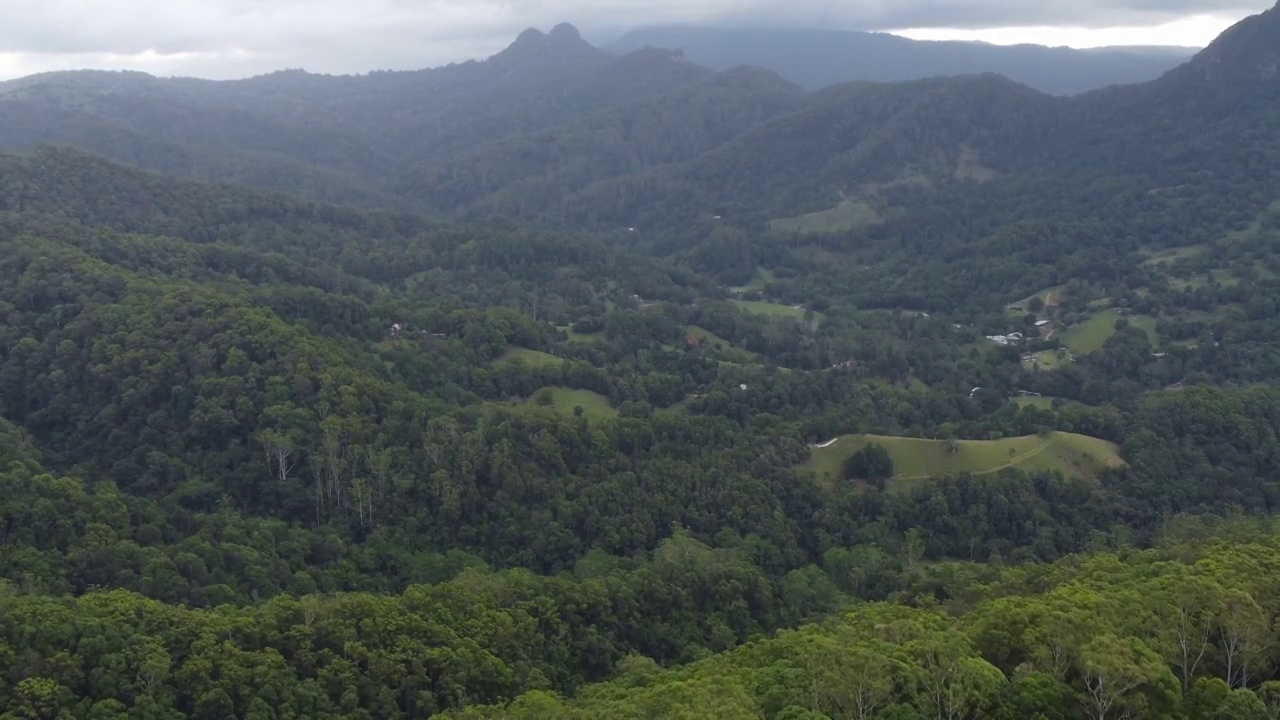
[401, 65, 805, 218]
[0, 25, 709, 206]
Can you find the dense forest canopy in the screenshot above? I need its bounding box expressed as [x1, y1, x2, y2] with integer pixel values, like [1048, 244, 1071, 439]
[1, 3, 1280, 719]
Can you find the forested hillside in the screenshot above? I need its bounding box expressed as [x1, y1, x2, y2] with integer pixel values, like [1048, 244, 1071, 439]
[454, 525, 1280, 719]
[0, 25, 707, 206]
[3, 3, 1280, 719]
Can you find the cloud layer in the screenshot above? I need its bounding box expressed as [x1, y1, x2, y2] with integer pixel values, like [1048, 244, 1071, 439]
[0, 0, 1272, 79]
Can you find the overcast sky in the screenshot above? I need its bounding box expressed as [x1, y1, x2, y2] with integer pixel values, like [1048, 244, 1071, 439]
[0, 0, 1271, 80]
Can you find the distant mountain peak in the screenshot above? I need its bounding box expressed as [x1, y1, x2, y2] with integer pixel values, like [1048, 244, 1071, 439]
[496, 22, 600, 64]
[513, 27, 547, 45]
[549, 23, 583, 42]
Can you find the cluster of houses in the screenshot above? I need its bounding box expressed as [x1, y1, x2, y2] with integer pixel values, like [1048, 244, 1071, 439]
[389, 323, 447, 339]
[987, 319, 1053, 346]
[985, 331, 1025, 346]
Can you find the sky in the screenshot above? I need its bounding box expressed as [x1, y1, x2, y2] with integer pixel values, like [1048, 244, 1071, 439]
[0, 0, 1272, 80]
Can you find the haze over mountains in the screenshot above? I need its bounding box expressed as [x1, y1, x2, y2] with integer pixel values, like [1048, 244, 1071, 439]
[610, 25, 1198, 95]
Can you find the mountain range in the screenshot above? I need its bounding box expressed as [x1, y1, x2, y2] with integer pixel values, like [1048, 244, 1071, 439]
[1, 5, 1275, 242]
[609, 25, 1197, 95]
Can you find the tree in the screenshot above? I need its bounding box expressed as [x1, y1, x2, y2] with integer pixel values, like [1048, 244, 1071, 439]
[906, 631, 1005, 720]
[1076, 635, 1176, 720]
[1150, 572, 1219, 692]
[843, 444, 894, 483]
[1218, 589, 1268, 688]
[1212, 688, 1272, 720]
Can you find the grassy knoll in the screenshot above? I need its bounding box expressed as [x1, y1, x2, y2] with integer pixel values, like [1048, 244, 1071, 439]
[494, 346, 562, 368]
[806, 432, 1123, 488]
[526, 387, 616, 420]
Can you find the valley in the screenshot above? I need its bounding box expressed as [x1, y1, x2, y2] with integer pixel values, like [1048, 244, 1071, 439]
[0, 4, 1279, 719]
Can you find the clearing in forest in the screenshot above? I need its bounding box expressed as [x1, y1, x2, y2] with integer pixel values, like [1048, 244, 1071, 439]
[1009, 285, 1067, 311]
[1140, 244, 1210, 266]
[685, 325, 759, 364]
[1022, 350, 1070, 370]
[732, 300, 823, 325]
[1061, 310, 1159, 354]
[1014, 396, 1054, 410]
[556, 325, 603, 344]
[770, 198, 881, 235]
[805, 431, 1123, 489]
[525, 387, 616, 420]
[730, 268, 774, 294]
[494, 346, 563, 368]
[953, 144, 998, 182]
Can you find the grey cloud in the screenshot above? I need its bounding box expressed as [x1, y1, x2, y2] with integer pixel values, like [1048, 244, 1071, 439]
[727, 0, 1271, 29]
[0, 0, 1272, 78]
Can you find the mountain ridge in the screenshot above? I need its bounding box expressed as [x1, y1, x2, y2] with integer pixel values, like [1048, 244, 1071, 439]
[610, 24, 1199, 95]
[0, 11, 1275, 232]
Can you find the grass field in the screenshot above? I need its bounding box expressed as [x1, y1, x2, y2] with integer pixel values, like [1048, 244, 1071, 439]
[494, 346, 562, 368]
[556, 326, 603, 344]
[1129, 315, 1159, 344]
[732, 300, 823, 326]
[1061, 309, 1159, 354]
[526, 387, 616, 420]
[1023, 350, 1069, 370]
[1061, 311, 1121, 354]
[806, 431, 1123, 489]
[770, 198, 881, 235]
[1141, 244, 1209, 266]
[1009, 285, 1067, 311]
[1015, 396, 1054, 410]
[686, 325, 758, 363]
[686, 325, 733, 345]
